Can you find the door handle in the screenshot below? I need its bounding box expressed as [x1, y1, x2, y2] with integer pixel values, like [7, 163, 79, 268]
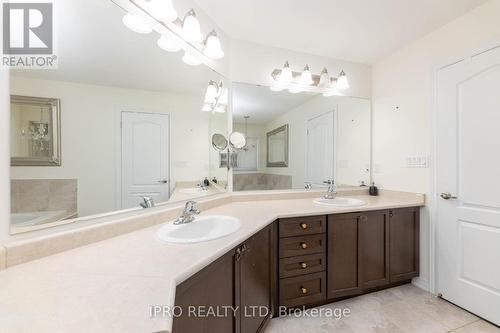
[440, 192, 458, 200]
[158, 180, 168, 184]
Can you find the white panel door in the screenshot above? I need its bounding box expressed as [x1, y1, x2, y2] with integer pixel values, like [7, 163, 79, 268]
[121, 112, 169, 209]
[436, 45, 500, 325]
[306, 112, 334, 186]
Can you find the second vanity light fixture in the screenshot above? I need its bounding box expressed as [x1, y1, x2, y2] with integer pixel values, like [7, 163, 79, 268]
[202, 80, 228, 113]
[270, 61, 350, 96]
[119, 0, 225, 66]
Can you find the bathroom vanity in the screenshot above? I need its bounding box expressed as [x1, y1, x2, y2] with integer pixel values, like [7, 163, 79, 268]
[172, 206, 419, 333]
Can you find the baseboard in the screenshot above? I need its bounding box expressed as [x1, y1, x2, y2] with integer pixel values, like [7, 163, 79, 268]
[412, 277, 430, 292]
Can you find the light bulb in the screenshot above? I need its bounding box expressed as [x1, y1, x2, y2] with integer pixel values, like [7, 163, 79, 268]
[318, 68, 329, 87]
[279, 61, 293, 83]
[204, 30, 224, 59]
[157, 34, 181, 52]
[122, 13, 152, 34]
[182, 9, 203, 44]
[182, 51, 201, 66]
[300, 65, 314, 85]
[336, 70, 350, 90]
[202, 104, 213, 112]
[144, 0, 177, 22]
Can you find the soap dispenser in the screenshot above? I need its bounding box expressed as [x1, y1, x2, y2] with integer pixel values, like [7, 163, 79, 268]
[203, 177, 210, 187]
[369, 182, 379, 196]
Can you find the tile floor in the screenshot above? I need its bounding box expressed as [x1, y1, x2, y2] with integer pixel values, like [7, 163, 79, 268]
[264, 284, 500, 333]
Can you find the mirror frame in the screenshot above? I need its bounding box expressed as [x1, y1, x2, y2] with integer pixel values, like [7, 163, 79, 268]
[10, 95, 62, 166]
[266, 124, 289, 167]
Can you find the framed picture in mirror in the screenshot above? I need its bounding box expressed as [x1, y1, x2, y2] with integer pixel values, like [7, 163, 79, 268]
[10, 95, 61, 166]
[266, 124, 289, 167]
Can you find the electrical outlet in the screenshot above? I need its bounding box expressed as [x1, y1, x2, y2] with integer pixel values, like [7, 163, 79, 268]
[405, 155, 429, 168]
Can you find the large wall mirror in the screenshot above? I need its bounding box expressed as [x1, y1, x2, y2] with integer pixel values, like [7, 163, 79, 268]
[9, 0, 229, 234]
[232, 82, 371, 191]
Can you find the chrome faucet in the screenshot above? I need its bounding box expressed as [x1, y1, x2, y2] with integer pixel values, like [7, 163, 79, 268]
[173, 201, 200, 225]
[323, 180, 337, 200]
[305, 182, 312, 189]
[140, 196, 154, 209]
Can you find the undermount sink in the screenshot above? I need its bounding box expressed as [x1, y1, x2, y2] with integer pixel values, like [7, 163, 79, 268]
[314, 197, 366, 207]
[178, 187, 205, 194]
[157, 215, 241, 244]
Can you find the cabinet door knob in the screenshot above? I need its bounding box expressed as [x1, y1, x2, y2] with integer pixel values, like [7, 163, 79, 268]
[300, 262, 308, 269]
[300, 242, 308, 249]
[300, 287, 308, 294]
[300, 223, 308, 230]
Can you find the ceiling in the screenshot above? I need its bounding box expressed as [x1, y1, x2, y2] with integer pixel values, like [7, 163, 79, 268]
[12, 0, 219, 95]
[233, 83, 314, 124]
[193, 0, 488, 64]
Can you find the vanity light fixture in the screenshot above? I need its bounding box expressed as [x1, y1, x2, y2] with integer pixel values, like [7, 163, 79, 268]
[182, 9, 203, 44]
[122, 13, 153, 34]
[300, 65, 314, 85]
[270, 61, 350, 96]
[116, 1, 225, 68]
[203, 30, 225, 60]
[201, 80, 228, 113]
[336, 70, 350, 90]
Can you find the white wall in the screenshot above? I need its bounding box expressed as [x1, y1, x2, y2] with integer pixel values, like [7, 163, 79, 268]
[230, 39, 372, 99]
[372, 0, 500, 290]
[10, 76, 211, 217]
[264, 95, 371, 188]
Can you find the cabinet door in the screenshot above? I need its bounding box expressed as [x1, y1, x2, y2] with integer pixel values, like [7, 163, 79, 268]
[172, 250, 235, 333]
[236, 224, 274, 333]
[390, 208, 420, 282]
[327, 213, 362, 299]
[359, 210, 390, 289]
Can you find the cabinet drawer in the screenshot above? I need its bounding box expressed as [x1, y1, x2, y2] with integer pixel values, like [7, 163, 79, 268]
[279, 234, 326, 258]
[279, 272, 326, 308]
[279, 216, 326, 238]
[279, 253, 326, 278]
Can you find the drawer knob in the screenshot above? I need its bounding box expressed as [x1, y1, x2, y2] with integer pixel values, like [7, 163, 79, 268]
[300, 223, 308, 230]
[300, 262, 308, 269]
[300, 242, 308, 249]
[300, 287, 308, 294]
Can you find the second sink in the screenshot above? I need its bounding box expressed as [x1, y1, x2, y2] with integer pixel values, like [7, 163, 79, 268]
[314, 197, 366, 207]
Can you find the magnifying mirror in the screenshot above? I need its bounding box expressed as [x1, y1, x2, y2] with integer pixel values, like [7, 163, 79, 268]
[229, 132, 246, 150]
[212, 133, 228, 151]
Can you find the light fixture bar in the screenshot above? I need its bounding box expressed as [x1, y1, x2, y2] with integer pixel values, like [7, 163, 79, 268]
[112, 0, 223, 66]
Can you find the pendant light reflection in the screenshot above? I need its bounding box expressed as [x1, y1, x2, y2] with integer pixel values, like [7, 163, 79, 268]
[122, 13, 153, 34]
[201, 81, 228, 113]
[279, 61, 293, 83]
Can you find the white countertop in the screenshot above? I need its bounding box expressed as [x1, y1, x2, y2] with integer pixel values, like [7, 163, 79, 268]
[0, 194, 424, 333]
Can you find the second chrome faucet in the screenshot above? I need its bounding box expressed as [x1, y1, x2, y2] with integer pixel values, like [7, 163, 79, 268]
[174, 201, 200, 225]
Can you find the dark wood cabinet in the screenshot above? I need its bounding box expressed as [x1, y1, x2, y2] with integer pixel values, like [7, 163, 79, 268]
[236, 224, 274, 333]
[389, 207, 420, 283]
[173, 223, 275, 333]
[173, 207, 420, 332]
[359, 210, 390, 289]
[327, 213, 361, 299]
[172, 250, 235, 333]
